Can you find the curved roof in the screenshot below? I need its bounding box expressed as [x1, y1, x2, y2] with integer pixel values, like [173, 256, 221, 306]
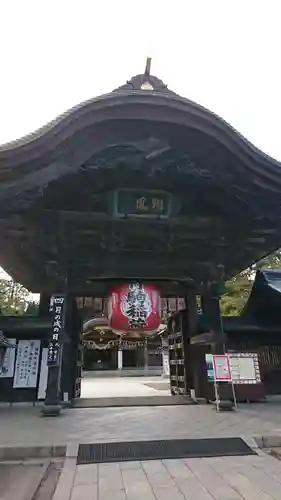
[1, 70, 281, 291]
[242, 268, 281, 318]
[0, 72, 281, 189]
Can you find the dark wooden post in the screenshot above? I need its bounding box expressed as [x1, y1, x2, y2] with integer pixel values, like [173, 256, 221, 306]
[38, 293, 51, 317]
[41, 294, 66, 416]
[183, 289, 198, 396]
[202, 282, 233, 410]
[61, 297, 83, 402]
[41, 213, 74, 416]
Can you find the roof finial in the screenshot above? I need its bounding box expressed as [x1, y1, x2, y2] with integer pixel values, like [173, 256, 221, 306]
[144, 57, 152, 76]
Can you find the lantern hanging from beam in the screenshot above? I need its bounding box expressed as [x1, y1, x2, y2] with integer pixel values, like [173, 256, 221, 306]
[108, 283, 161, 337]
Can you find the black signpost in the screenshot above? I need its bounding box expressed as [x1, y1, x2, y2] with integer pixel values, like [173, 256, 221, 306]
[47, 296, 65, 367]
[42, 295, 66, 416]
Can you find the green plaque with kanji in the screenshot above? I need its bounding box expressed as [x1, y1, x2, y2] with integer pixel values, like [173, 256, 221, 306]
[114, 189, 171, 218]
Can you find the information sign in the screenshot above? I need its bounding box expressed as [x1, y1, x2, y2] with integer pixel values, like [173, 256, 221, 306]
[228, 353, 261, 384]
[13, 340, 40, 389]
[38, 348, 49, 400]
[211, 354, 237, 412]
[213, 355, 232, 381]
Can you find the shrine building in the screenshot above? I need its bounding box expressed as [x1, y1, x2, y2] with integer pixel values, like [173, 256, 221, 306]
[1, 60, 281, 414]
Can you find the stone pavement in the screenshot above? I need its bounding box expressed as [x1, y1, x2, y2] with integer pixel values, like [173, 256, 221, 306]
[0, 460, 61, 500]
[81, 375, 170, 398]
[62, 453, 281, 500]
[1, 403, 281, 498]
[0, 402, 281, 447]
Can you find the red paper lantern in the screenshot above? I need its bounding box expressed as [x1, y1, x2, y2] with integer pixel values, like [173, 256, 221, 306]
[108, 283, 161, 337]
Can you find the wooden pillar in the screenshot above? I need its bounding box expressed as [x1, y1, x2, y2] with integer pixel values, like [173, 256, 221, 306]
[183, 289, 198, 395]
[202, 282, 233, 409]
[203, 283, 225, 352]
[41, 294, 66, 417]
[41, 214, 75, 415]
[200, 295, 206, 315]
[61, 296, 82, 403]
[161, 337, 169, 376]
[38, 293, 51, 317]
[144, 340, 148, 370]
[118, 349, 123, 370]
[0, 347, 6, 371]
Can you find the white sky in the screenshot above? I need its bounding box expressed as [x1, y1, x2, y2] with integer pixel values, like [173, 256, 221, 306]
[0, 0, 280, 160]
[0, 0, 280, 290]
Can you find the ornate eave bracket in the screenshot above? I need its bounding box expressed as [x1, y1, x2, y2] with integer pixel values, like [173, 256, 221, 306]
[113, 57, 176, 95]
[113, 73, 177, 95]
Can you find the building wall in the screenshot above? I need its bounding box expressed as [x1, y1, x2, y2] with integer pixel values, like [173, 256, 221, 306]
[83, 340, 163, 371]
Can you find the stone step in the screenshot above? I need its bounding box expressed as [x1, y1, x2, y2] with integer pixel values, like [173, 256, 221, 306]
[0, 461, 49, 500]
[73, 395, 196, 408]
[0, 446, 66, 461]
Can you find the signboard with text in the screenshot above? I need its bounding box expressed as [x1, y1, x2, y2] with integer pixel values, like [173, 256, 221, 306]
[114, 189, 171, 218]
[212, 354, 237, 411]
[213, 355, 232, 382]
[13, 340, 40, 388]
[228, 353, 261, 384]
[205, 353, 261, 385]
[47, 295, 66, 367]
[38, 347, 49, 399]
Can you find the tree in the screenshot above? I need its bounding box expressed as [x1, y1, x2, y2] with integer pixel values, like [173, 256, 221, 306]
[0, 279, 30, 315]
[220, 271, 252, 316]
[220, 249, 281, 316]
[23, 301, 39, 316]
[258, 250, 281, 269]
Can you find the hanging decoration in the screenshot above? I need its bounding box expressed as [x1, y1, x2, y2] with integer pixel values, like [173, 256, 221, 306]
[83, 339, 146, 350]
[108, 283, 161, 337]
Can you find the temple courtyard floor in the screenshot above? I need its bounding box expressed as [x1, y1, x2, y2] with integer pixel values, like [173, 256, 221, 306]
[80, 372, 170, 398]
[1, 402, 281, 447]
[63, 453, 281, 500]
[1, 402, 281, 498]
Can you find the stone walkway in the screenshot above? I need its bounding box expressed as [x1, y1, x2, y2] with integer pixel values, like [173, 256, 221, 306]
[81, 375, 170, 398]
[1, 403, 281, 447]
[1, 402, 281, 498]
[65, 453, 281, 499]
[0, 460, 61, 500]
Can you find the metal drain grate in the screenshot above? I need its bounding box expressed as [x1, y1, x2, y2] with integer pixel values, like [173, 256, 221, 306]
[77, 437, 256, 464]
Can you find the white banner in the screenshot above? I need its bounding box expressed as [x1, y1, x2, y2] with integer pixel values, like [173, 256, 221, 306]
[162, 352, 170, 375]
[13, 340, 41, 389]
[0, 338, 16, 378]
[38, 348, 49, 399]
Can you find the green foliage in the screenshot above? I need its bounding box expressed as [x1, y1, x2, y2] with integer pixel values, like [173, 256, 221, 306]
[23, 301, 39, 316]
[0, 279, 30, 315]
[220, 250, 281, 316]
[258, 251, 281, 269]
[220, 271, 252, 316]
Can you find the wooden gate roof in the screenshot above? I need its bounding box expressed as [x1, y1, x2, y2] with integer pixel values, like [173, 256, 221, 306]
[1, 70, 281, 294]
